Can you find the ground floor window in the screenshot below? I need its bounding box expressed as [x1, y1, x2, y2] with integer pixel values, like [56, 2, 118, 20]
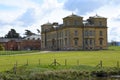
[74, 38, 78, 46]
[99, 39, 103, 45]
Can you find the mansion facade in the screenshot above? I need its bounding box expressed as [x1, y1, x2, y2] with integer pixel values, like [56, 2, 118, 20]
[41, 14, 107, 50]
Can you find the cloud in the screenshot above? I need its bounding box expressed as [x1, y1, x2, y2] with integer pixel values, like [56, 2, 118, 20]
[0, 0, 120, 42]
[63, 0, 107, 15]
[0, 0, 72, 37]
[17, 8, 36, 26]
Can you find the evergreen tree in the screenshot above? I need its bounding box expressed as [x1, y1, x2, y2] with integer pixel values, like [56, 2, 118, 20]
[24, 30, 35, 36]
[5, 29, 21, 38]
[37, 29, 40, 34]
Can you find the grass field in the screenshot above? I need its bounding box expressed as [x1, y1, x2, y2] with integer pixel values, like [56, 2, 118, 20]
[0, 46, 120, 72]
[0, 50, 40, 55]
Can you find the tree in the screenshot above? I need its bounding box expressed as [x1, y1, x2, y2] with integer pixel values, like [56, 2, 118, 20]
[0, 44, 4, 51]
[37, 29, 40, 34]
[5, 29, 21, 38]
[24, 30, 35, 36]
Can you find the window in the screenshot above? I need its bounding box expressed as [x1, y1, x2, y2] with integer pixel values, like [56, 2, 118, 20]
[93, 31, 95, 36]
[65, 30, 67, 36]
[74, 20, 79, 25]
[99, 39, 103, 45]
[85, 39, 88, 45]
[74, 30, 78, 36]
[99, 21, 102, 26]
[89, 30, 92, 36]
[66, 21, 70, 25]
[90, 39, 93, 45]
[61, 32, 63, 37]
[33, 38, 35, 40]
[65, 38, 67, 45]
[84, 30, 88, 36]
[100, 31, 103, 36]
[74, 39, 78, 46]
[59, 32, 61, 37]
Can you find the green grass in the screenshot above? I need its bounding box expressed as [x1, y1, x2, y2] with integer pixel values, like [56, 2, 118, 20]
[0, 50, 40, 55]
[0, 46, 120, 72]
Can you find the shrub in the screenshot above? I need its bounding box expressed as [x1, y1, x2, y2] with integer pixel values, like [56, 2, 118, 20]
[0, 44, 4, 51]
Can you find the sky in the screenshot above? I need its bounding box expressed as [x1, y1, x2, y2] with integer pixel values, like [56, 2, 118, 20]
[0, 0, 120, 42]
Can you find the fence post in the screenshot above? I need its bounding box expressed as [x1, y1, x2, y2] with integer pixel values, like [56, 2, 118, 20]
[65, 59, 67, 66]
[117, 61, 119, 68]
[50, 59, 60, 66]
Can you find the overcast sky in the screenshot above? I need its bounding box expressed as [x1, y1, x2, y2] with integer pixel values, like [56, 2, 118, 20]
[0, 0, 120, 42]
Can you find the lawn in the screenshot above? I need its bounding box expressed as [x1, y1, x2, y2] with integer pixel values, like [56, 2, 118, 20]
[0, 46, 120, 72]
[0, 50, 40, 55]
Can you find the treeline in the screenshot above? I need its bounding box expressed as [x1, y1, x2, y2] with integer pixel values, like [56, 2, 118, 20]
[1, 28, 40, 38]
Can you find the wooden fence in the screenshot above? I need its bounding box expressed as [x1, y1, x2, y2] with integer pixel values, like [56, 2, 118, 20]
[0, 59, 119, 73]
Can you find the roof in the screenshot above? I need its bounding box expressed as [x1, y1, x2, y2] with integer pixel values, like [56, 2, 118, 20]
[24, 35, 41, 40]
[91, 14, 106, 18]
[0, 38, 22, 42]
[63, 13, 83, 19]
[42, 22, 52, 26]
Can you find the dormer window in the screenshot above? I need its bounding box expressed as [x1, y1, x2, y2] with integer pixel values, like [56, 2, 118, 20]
[33, 38, 35, 40]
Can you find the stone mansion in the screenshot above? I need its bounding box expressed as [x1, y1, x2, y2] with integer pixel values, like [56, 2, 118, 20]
[41, 14, 107, 50]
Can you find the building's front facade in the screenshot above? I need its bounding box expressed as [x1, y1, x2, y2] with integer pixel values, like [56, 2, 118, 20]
[41, 14, 107, 50]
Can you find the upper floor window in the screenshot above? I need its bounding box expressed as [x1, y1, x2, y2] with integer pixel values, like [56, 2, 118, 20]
[65, 30, 67, 36]
[89, 30, 92, 36]
[100, 31, 103, 36]
[99, 21, 102, 26]
[74, 30, 78, 36]
[74, 20, 79, 25]
[65, 21, 70, 25]
[84, 30, 88, 36]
